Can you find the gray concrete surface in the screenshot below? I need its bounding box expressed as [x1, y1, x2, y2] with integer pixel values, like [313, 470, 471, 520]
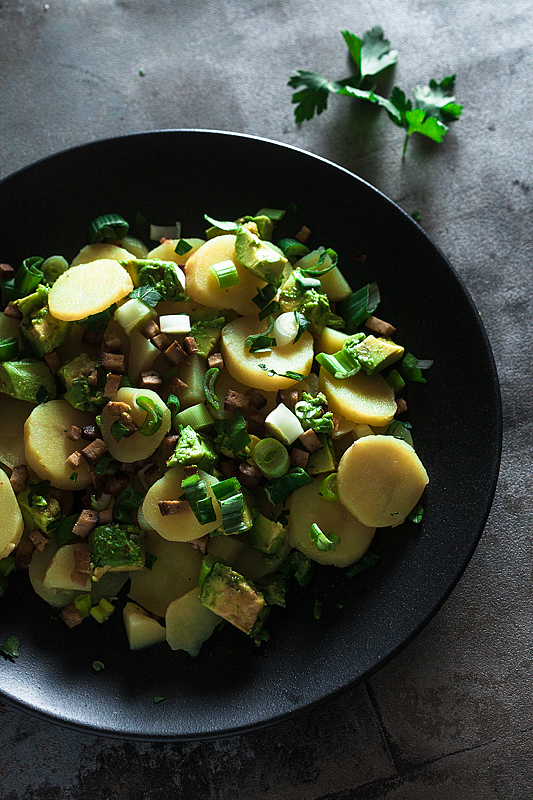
[1, 0, 532, 797]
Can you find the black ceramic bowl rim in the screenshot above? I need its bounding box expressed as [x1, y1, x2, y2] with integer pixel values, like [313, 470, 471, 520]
[0, 130, 502, 740]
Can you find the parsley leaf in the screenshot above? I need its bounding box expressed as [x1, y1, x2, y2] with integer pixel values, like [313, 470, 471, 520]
[130, 285, 162, 307]
[342, 26, 398, 78]
[287, 72, 343, 122]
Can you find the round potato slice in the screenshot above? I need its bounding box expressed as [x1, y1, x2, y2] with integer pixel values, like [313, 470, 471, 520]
[221, 315, 314, 391]
[185, 234, 267, 315]
[71, 243, 133, 266]
[100, 387, 171, 463]
[24, 400, 94, 490]
[142, 466, 222, 542]
[165, 586, 220, 656]
[48, 259, 133, 321]
[0, 396, 35, 470]
[29, 540, 80, 608]
[337, 435, 429, 528]
[319, 367, 396, 427]
[148, 238, 205, 266]
[128, 530, 203, 617]
[0, 468, 24, 560]
[287, 477, 375, 567]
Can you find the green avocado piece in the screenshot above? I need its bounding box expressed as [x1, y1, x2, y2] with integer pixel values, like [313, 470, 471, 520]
[20, 307, 71, 357]
[348, 335, 404, 375]
[58, 353, 97, 389]
[306, 434, 338, 476]
[248, 512, 286, 555]
[17, 485, 61, 535]
[234, 227, 288, 286]
[89, 523, 145, 580]
[189, 316, 225, 358]
[0, 359, 57, 403]
[199, 561, 266, 634]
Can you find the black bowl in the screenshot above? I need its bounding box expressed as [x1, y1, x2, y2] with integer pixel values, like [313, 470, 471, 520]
[0, 130, 501, 740]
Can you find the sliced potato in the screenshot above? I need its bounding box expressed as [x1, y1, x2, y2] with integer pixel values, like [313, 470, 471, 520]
[71, 243, 132, 266]
[43, 543, 91, 592]
[142, 467, 222, 541]
[100, 387, 171, 463]
[287, 477, 375, 567]
[48, 259, 133, 321]
[0, 468, 24, 559]
[128, 530, 203, 617]
[185, 234, 267, 315]
[148, 238, 205, 265]
[315, 327, 348, 356]
[319, 366, 396, 427]
[0, 396, 35, 470]
[29, 540, 81, 608]
[24, 400, 94, 490]
[123, 602, 166, 650]
[207, 534, 246, 565]
[337, 435, 429, 527]
[221, 316, 314, 391]
[165, 586, 220, 656]
[233, 536, 291, 582]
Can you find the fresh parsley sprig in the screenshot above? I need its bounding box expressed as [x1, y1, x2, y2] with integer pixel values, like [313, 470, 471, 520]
[288, 26, 462, 155]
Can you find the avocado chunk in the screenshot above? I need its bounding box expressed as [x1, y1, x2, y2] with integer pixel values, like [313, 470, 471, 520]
[249, 512, 286, 555]
[306, 434, 338, 476]
[58, 353, 97, 388]
[17, 483, 61, 535]
[234, 227, 288, 286]
[199, 561, 266, 634]
[346, 335, 404, 375]
[0, 359, 57, 403]
[166, 426, 218, 472]
[89, 523, 145, 580]
[20, 306, 71, 357]
[58, 353, 105, 412]
[189, 315, 225, 358]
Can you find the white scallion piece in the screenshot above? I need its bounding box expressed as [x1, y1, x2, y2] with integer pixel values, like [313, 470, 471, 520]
[265, 403, 304, 445]
[90, 493, 113, 512]
[273, 312, 299, 346]
[114, 298, 156, 336]
[150, 222, 181, 241]
[416, 359, 434, 370]
[159, 314, 191, 335]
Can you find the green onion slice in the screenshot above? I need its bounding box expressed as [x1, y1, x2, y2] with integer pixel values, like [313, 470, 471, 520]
[89, 214, 129, 244]
[338, 282, 380, 334]
[210, 260, 240, 289]
[253, 437, 290, 479]
[318, 472, 339, 502]
[14, 256, 44, 299]
[136, 396, 163, 436]
[301, 247, 338, 277]
[211, 477, 246, 534]
[0, 337, 19, 362]
[202, 367, 220, 410]
[293, 312, 309, 344]
[398, 352, 428, 384]
[181, 473, 216, 525]
[309, 522, 340, 551]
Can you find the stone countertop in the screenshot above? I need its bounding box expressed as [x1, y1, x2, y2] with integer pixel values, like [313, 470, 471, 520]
[0, 1, 531, 798]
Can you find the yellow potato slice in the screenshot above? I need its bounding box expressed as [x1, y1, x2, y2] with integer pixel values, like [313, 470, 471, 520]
[29, 540, 81, 608]
[71, 243, 132, 266]
[43, 543, 91, 591]
[287, 477, 375, 567]
[165, 586, 220, 656]
[123, 602, 166, 650]
[48, 259, 133, 321]
[221, 315, 314, 391]
[148, 238, 205, 265]
[24, 400, 94, 490]
[185, 234, 267, 315]
[99, 387, 171, 463]
[0, 468, 24, 559]
[128, 530, 203, 617]
[319, 366, 396, 427]
[337, 435, 429, 527]
[142, 466, 222, 542]
[315, 327, 348, 356]
[0, 396, 35, 470]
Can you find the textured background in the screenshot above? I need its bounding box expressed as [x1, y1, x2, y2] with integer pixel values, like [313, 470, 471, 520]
[0, 0, 532, 798]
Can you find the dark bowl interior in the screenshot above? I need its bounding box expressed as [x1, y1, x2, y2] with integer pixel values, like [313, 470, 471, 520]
[0, 130, 502, 740]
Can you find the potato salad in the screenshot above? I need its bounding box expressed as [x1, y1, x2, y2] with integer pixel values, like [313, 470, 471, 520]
[0, 209, 429, 655]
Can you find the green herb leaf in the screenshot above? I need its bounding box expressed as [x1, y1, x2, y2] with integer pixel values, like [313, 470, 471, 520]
[36, 385, 51, 404]
[408, 503, 424, 523]
[258, 364, 306, 382]
[350, 25, 398, 78]
[287, 71, 343, 123]
[110, 420, 130, 442]
[48, 513, 78, 547]
[175, 239, 193, 256]
[293, 312, 310, 344]
[398, 352, 427, 384]
[252, 284, 277, 310]
[202, 368, 220, 410]
[245, 316, 277, 354]
[130, 285, 163, 307]
[153, 696, 165, 704]
[113, 486, 144, 523]
[69, 472, 78, 482]
[95, 453, 121, 476]
[144, 553, 157, 570]
[0, 635, 20, 660]
[204, 214, 239, 232]
[214, 412, 251, 457]
[346, 551, 380, 577]
[264, 467, 313, 506]
[309, 522, 340, 551]
[136, 395, 163, 436]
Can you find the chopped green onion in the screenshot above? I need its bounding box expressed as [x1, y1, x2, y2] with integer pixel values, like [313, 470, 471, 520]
[48, 513, 78, 547]
[398, 352, 428, 384]
[318, 472, 339, 502]
[214, 412, 251, 456]
[252, 283, 277, 309]
[202, 367, 220, 410]
[0, 337, 19, 362]
[255, 207, 286, 222]
[166, 393, 180, 419]
[14, 257, 44, 299]
[277, 238, 310, 263]
[69, 472, 78, 482]
[386, 419, 414, 447]
[129, 285, 162, 307]
[95, 453, 121, 476]
[92, 660, 105, 671]
[258, 364, 306, 382]
[301, 247, 338, 277]
[153, 696, 165, 704]
[0, 635, 20, 660]
[74, 594, 92, 617]
[309, 522, 340, 551]
[110, 419, 130, 442]
[136, 396, 163, 436]
[181, 473, 216, 525]
[174, 402, 214, 431]
[253, 437, 290, 479]
[338, 282, 380, 334]
[211, 477, 246, 534]
[113, 486, 144, 523]
[41, 255, 69, 285]
[204, 214, 240, 233]
[264, 467, 313, 505]
[294, 270, 321, 291]
[271, 312, 298, 346]
[259, 300, 280, 321]
[408, 503, 424, 523]
[386, 368, 406, 393]
[315, 348, 361, 380]
[198, 553, 219, 588]
[159, 314, 191, 334]
[115, 297, 156, 336]
[345, 551, 380, 577]
[245, 316, 277, 353]
[90, 598, 115, 623]
[89, 214, 129, 244]
[175, 239, 193, 256]
[210, 260, 239, 289]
